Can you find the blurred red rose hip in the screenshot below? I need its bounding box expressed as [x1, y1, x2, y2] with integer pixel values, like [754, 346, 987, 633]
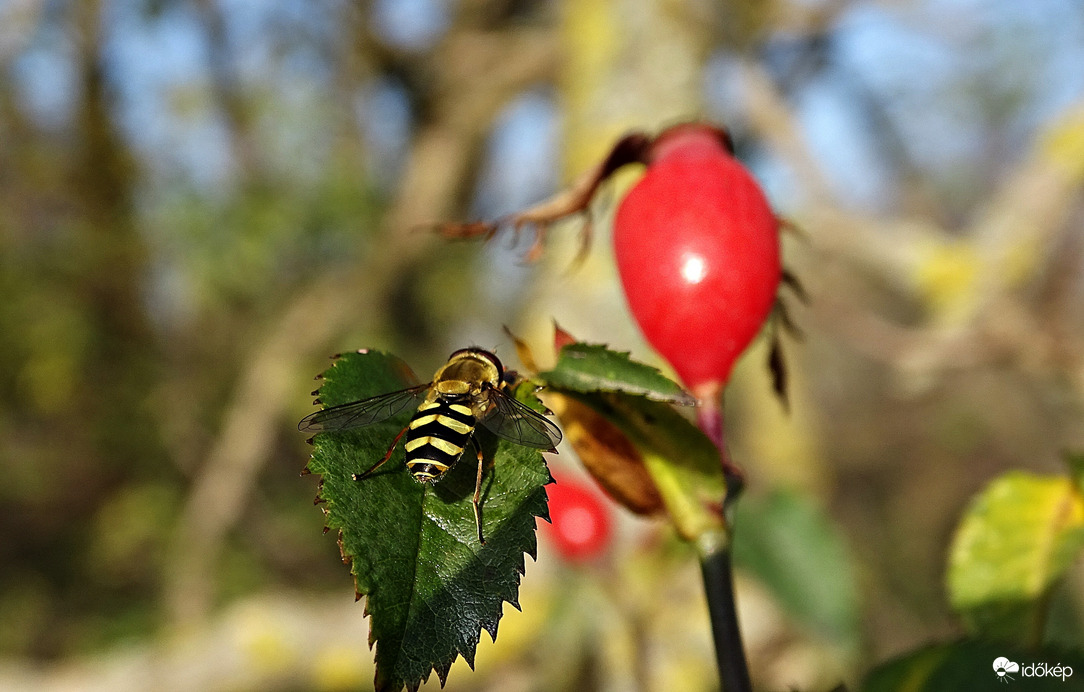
[543, 474, 613, 562]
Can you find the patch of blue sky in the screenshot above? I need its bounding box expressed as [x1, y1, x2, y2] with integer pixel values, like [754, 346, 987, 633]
[743, 149, 802, 224]
[794, 75, 895, 212]
[218, 0, 337, 89]
[702, 50, 883, 214]
[701, 52, 750, 139]
[475, 91, 561, 314]
[216, 4, 341, 188]
[1040, 22, 1084, 117]
[965, 0, 1084, 137]
[834, 3, 982, 176]
[9, 21, 77, 131]
[706, 0, 1084, 214]
[472, 89, 560, 220]
[106, 2, 345, 193]
[837, 0, 1084, 173]
[371, 0, 450, 51]
[103, 1, 235, 191]
[357, 78, 413, 193]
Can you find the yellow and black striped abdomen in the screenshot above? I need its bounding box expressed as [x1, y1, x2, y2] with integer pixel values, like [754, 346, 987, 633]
[403, 399, 476, 482]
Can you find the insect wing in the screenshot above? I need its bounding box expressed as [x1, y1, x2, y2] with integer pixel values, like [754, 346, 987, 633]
[299, 383, 430, 433]
[478, 388, 562, 451]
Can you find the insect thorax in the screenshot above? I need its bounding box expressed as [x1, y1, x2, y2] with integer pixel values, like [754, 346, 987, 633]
[432, 349, 502, 394]
[432, 379, 473, 397]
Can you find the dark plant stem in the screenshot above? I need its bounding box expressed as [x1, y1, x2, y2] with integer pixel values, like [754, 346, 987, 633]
[700, 546, 753, 692]
[696, 397, 752, 692]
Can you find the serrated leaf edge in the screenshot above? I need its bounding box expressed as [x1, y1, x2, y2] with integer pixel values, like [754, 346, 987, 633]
[308, 445, 551, 689]
[304, 352, 554, 692]
[543, 341, 696, 405]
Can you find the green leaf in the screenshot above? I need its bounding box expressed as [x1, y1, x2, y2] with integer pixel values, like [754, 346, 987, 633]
[861, 640, 1084, 692]
[538, 342, 696, 405]
[537, 342, 723, 548]
[947, 471, 1084, 645]
[732, 489, 859, 647]
[561, 390, 726, 548]
[304, 351, 552, 692]
[1065, 450, 1084, 493]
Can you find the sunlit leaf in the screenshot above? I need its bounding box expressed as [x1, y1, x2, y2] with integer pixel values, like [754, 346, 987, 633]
[947, 470, 1084, 644]
[304, 351, 551, 692]
[539, 342, 696, 405]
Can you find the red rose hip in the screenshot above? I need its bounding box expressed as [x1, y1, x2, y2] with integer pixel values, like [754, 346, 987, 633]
[613, 124, 781, 398]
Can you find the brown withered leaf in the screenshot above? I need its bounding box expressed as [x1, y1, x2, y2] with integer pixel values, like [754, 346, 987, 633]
[542, 391, 663, 516]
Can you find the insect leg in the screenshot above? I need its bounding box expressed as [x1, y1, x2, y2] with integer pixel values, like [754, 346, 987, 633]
[471, 439, 486, 545]
[353, 425, 409, 481]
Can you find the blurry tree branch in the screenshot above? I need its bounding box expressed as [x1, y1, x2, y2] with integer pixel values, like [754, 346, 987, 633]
[72, 0, 143, 327]
[737, 58, 1084, 392]
[69, 0, 163, 480]
[0, 0, 45, 66]
[166, 19, 560, 629]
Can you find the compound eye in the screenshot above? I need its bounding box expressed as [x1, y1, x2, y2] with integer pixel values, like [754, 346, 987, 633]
[483, 351, 503, 375]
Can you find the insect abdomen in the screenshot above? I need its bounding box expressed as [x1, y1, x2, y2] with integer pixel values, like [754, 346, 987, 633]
[403, 399, 475, 482]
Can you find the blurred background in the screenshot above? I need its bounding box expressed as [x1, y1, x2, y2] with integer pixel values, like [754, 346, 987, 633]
[2, 0, 1084, 690]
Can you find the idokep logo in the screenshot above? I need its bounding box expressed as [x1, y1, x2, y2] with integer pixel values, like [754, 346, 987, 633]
[993, 656, 1074, 684]
[994, 657, 1020, 683]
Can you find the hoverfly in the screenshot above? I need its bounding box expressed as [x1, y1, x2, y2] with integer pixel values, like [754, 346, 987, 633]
[299, 348, 562, 544]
